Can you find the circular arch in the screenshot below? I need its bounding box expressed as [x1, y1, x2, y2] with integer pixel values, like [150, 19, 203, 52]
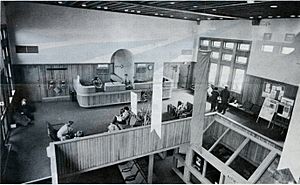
[110, 49, 134, 83]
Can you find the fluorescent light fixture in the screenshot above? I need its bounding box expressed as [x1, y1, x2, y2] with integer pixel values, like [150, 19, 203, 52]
[160, 14, 164, 16]
[131, 10, 135, 12]
[81, 3, 87, 7]
[58, 1, 63, 4]
[170, 2, 175, 4]
[270, 5, 278, 8]
[97, 6, 101, 9]
[184, 17, 187, 19]
[170, 15, 174, 17]
[137, 10, 141, 13]
[258, 15, 262, 18]
[290, 15, 296, 18]
[276, 15, 281, 18]
[268, 15, 273, 18]
[154, 13, 158, 15]
[124, 9, 129, 12]
[197, 18, 200, 20]
[249, 16, 253, 19]
[103, 6, 108, 9]
[212, 9, 217, 11]
[193, 5, 198, 8]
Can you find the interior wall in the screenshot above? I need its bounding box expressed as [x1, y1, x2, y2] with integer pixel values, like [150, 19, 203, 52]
[197, 19, 300, 86]
[6, 2, 196, 65]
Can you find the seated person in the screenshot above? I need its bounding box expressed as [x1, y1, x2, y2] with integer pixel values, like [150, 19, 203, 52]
[133, 111, 145, 127]
[57, 121, 75, 141]
[176, 101, 186, 117]
[18, 98, 35, 120]
[107, 123, 121, 133]
[92, 77, 103, 88]
[112, 106, 130, 125]
[74, 131, 84, 138]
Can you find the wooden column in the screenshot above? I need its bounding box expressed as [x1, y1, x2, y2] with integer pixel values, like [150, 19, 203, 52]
[148, 154, 154, 184]
[278, 84, 300, 181]
[191, 49, 211, 147]
[184, 49, 210, 183]
[49, 144, 59, 184]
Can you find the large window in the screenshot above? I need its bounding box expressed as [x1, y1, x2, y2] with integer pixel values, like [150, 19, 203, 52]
[208, 63, 218, 85]
[200, 38, 251, 93]
[232, 69, 245, 93]
[219, 66, 230, 87]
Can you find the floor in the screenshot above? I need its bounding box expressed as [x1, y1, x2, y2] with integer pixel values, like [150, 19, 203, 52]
[3, 88, 287, 183]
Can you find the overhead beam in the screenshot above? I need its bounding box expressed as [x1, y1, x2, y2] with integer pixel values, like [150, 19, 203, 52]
[119, 2, 241, 19]
[203, 120, 215, 133]
[208, 128, 230, 152]
[225, 138, 250, 166]
[248, 150, 277, 183]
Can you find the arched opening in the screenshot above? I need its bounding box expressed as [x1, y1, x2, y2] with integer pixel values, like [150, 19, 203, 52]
[111, 49, 134, 83]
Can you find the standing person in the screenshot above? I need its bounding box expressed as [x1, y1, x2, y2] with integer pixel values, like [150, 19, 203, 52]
[220, 85, 230, 114]
[210, 87, 219, 112]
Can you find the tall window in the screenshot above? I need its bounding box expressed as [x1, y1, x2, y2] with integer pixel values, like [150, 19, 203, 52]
[201, 37, 251, 93]
[208, 63, 217, 85]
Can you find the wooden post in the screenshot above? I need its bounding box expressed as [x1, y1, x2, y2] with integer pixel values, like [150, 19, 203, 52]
[148, 154, 154, 184]
[190, 49, 211, 147]
[49, 144, 59, 184]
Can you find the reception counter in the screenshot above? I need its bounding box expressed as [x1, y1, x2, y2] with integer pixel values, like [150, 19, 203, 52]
[73, 76, 172, 108]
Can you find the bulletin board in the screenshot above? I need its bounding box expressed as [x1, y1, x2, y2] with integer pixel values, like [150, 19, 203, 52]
[262, 82, 285, 101]
[256, 97, 278, 123]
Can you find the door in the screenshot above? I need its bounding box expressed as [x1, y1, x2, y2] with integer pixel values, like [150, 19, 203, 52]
[19, 66, 42, 102]
[178, 64, 191, 89]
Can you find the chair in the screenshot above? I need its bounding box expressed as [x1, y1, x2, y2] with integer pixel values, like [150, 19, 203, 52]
[46, 121, 64, 142]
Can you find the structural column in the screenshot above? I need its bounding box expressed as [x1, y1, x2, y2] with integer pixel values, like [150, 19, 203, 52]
[183, 49, 211, 182]
[278, 83, 300, 182]
[148, 154, 154, 184]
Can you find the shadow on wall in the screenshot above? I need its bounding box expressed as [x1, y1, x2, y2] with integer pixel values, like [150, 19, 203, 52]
[111, 49, 134, 82]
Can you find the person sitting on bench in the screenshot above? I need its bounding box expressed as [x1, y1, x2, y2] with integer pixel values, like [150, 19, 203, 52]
[112, 106, 130, 125]
[107, 123, 121, 133]
[57, 121, 75, 141]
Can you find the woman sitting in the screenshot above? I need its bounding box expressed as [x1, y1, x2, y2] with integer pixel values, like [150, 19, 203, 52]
[112, 106, 130, 125]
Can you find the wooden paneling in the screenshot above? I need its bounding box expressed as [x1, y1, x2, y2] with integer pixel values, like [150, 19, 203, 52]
[50, 117, 192, 179]
[13, 64, 113, 101]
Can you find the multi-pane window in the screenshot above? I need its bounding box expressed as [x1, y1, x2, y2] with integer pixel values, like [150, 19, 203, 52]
[208, 63, 218, 85]
[211, 52, 219, 59]
[232, 69, 245, 93]
[201, 37, 251, 94]
[222, 54, 232, 61]
[218, 65, 230, 87]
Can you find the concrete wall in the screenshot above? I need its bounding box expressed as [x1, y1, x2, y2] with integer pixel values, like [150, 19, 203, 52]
[197, 19, 300, 86]
[6, 2, 196, 65]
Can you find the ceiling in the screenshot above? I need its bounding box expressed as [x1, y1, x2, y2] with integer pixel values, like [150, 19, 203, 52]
[33, 1, 300, 22]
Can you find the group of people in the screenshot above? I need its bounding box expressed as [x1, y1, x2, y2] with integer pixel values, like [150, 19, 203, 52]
[209, 85, 231, 114]
[108, 106, 131, 132]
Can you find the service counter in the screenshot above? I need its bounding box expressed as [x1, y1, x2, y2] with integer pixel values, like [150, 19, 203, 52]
[73, 76, 172, 108]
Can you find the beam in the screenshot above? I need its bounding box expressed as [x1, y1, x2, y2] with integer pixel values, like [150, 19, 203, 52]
[147, 155, 154, 183]
[208, 128, 230, 152]
[203, 120, 215, 133]
[248, 150, 277, 183]
[225, 138, 250, 166]
[119, 2, 240, 19]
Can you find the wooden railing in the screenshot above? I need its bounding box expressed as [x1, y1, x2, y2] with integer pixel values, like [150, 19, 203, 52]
[48, 116, 208, 183]
[73, 76, 172, 108]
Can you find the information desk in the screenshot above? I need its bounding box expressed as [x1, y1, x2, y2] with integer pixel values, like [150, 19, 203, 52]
[73, 76, 172, 108]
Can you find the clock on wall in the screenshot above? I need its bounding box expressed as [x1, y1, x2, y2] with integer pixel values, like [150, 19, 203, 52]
[147, 64, 153, 70]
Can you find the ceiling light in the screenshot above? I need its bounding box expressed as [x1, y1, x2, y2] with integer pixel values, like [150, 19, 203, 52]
[155, 13, 158, 15]
[160, 14, 164, 16]
[170, 2, 175, 4]
[207, 17, 211, 20]
[58, 1, 63, 4]
[184, 17, 187, 19]
[249, 16, 253, 19]
[258, 15, 262, 18]
[268, 16, 273, 18]
[81, 3, 87, 7]
[196, 18, 200, 21]
[124, 9, 128, 12]
[103, 6, 108, 10]
[276, 15, 281, 18]
[298, 15, 300, 18]
[219, 17, 223, 20]
[193, 5, 198, 8]
[97, 6, 101, 9]
[270, 5, 278, 8]
[212, 9, 217, 11]
[290, 15, 296, 18]
[170, 15, 174, 17]
[137, 10, 141, 13]
[131, 10, 135, 13]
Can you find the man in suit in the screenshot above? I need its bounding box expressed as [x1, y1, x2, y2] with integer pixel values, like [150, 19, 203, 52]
[210, 87, 220, 112]
[219, 85, 230, 114]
